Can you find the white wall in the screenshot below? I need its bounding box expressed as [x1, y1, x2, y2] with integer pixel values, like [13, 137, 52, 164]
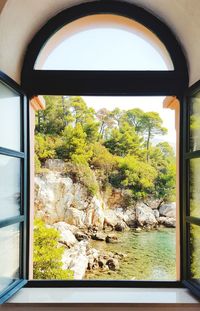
[0, 0, 200, 85]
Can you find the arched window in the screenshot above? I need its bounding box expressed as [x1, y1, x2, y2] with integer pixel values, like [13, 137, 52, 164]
[22, 1, 188, 96]
[3, 0, 200, 303]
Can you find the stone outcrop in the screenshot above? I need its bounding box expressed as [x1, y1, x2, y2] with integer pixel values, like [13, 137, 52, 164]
[159, 203, 176, 218]
[135, 203, 157, 227]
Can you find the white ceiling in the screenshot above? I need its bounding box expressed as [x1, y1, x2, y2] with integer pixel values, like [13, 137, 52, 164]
[0, 0, 200, 85]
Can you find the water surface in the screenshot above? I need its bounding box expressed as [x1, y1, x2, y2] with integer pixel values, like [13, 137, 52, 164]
[85, 228, 176, 280]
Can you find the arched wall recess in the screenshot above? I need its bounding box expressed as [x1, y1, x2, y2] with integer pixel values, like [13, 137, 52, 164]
[21, 0, 189, 96]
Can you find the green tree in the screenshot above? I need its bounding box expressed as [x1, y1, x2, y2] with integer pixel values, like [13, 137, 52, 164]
[110, 155, 157, 201]
[33, 219, 74, 279]
[105, 122, 143, 158]
[140, 112, 167, 162]
[35, 134, 57, 164]
[96, 108, 115, 140]
[56, 123, 93, 164]
[150, 142, 176, 203]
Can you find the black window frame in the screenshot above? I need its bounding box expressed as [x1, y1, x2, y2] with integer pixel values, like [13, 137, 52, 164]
[0, 71, 29, 303]
[21, 0, 190, 289]
[182, 81, 200, 299]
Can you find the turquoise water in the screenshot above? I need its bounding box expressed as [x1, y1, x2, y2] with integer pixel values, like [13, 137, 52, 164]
[85, 228, 176, 280]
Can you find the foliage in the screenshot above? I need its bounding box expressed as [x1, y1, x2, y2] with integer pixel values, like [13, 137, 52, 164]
[35, 95, 176, 204]
[35, 134, 57, 163]
[110, 155, 157, 200]
[56, 123, 93, 164]
[64, 162, 99, 196]
[33, 219, 74, 280]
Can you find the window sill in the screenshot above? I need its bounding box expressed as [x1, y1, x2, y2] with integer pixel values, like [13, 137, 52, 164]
[8, 288, 200, 304]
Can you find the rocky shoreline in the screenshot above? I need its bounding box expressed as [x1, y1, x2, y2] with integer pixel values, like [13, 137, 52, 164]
[34, 160, 176, 279]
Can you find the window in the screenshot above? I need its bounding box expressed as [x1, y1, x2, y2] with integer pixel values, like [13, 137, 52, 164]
[35, 14, 173, 71]
[0, 73, 28, 304]
[1, 0, 197, 303]
[182, 84, 200, 298]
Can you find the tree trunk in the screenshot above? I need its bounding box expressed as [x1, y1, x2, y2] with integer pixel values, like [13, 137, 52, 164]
[146, 128, 151, 162]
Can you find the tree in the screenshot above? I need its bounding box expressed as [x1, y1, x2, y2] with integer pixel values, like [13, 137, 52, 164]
[104, 122, 143, 158]
[110, 155, 157, 201]
[140, 112, 167, 162]
[96, 108, 115, 140]
[150, 142, 176, 203]
[56, 123, 93, 164]
[125, 108, 144, 133]
[33, 219, 74, 280]
[35, 134, 57, 164]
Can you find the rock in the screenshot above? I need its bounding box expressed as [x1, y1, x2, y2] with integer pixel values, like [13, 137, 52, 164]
[135, 203, 157, 227]
[64, 208, 86, 228]
[114, 222, 127, 232]
[104, 209, 119, 227]
[158, 217, 176, 228]
[159, 203, 176, 218]
[153, 209, 160, 219]
[45, 159, 66, 172]
[91, 233, 106, 241]
[87, 248, 99, 270]
[106, 258, 119, 271]
[62, 240, 89, 279]
[144, 199, 161, 210]
[52, 222, 77, 247]
[135, 227, 142, 232]
[106, 235, 118, 243]
[75, 232, 88, 241]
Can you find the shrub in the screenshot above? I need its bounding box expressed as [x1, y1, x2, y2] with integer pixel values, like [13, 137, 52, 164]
[33, 219, 74, 280]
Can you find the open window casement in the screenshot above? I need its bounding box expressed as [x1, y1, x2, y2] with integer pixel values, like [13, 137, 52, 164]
[182, 81, 200, 299]
[0, 72, 28, 304]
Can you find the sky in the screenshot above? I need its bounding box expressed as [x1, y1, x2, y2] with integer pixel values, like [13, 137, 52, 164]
[40, 24, 176, 149]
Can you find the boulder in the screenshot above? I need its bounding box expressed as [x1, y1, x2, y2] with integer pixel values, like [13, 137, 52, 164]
[114, 221, 127, 232]
[62, 240, 89, 279]
[75, 232, 88, 241]
[91, 233, 106, 241]
[106, 235, 118, 243]
[106, 258, 120, 271]
[153, 209, 160, 219]
[64, 208, 86, 228]
[104, 209, 120, 227]
[158, 217, 176, 228]
[159, 203, 176, 218]
[135, 203, 157, 227]
[52, 222, 77, 247]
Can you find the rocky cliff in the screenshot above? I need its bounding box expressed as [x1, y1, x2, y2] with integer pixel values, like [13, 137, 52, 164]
[34, 159, 176, 279]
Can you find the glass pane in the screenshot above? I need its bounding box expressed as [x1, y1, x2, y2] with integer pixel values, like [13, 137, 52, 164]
[190, 224, 200, 282]
[0, 155, 21, 220]
[0, 224, 20, 292]
[35, 14, 173, 71]
[190, 91, 200, 151]
[0, 81, 21, 151]
[190, 158, 200, 217]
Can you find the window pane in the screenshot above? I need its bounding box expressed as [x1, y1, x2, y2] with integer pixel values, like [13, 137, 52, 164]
[190, 224, 200, 282]
[35, 15, 173, 71]
[0, 81, 21, 151]
[190, 158, 200, 217]
[190, 91, 200, 152]
[0, 224, 20, 292]
[0, 155, 21, 220]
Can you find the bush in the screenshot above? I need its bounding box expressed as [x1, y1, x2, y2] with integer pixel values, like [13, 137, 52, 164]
[64, 162, 99, 196]
[33, 219, 74, 280]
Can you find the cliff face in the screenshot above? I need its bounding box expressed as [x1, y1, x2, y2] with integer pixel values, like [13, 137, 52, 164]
[34, 160, 176, 280]
[34, 160, 176, 230]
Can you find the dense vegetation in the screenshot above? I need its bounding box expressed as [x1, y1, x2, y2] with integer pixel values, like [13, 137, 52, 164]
[33, 219, 74, 279]
[35, 96, 176, 204]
